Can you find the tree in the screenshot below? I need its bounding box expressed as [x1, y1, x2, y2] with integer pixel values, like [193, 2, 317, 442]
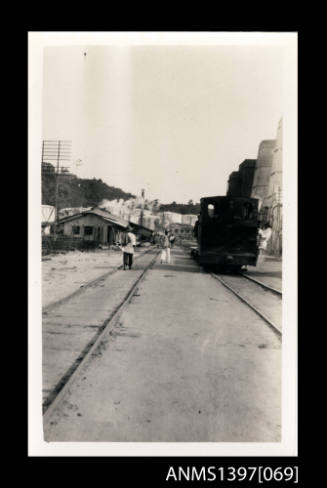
[42, 171, 136, 208]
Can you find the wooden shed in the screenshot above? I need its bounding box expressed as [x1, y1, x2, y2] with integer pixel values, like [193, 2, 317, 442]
[56, 207, 129, 245]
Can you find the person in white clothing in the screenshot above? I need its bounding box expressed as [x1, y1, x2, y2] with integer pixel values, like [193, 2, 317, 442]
[121, 226, 136, 270]
[257, 223, 272, 265]
[160, 229, 171, 264]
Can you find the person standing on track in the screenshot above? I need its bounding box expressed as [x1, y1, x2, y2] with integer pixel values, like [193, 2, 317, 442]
[121, 225, 137, 270]
[168, 230, 176, 248]
[193, 215, 200, 239]
[160, 229, 171, 264]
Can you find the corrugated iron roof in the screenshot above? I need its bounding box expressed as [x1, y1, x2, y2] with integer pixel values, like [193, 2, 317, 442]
[57, 207, 129, 229]
[129, 221, 153, 232]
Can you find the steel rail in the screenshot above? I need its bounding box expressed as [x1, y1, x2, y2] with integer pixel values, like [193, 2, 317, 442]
[211, 273, 282, 337]
[43, 250, 160, 422]
[43, 246, 155, 313]
[240, 272, 282, 296]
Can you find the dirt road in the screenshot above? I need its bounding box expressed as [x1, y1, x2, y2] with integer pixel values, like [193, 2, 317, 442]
[44, 247, 281, 442]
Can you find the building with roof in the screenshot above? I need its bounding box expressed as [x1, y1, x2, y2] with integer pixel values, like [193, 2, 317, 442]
[59, 207, 92, 219]
[168, 222, 194, 240]
[227, 159, 257, 198]
[129, 221, 153, 241]
[266, 119, 282, 255]
[161, 211, 183, 228]
[181, 214, 198, 226]
[56, 207, 130, 245]
[250, 140, 276, 208]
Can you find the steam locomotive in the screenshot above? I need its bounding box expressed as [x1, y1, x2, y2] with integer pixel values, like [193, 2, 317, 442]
[191, 196, 260, 271]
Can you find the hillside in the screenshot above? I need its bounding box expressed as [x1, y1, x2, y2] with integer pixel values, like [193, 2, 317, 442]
[42, 162, 200, 214]
[42, 163, 135, 209]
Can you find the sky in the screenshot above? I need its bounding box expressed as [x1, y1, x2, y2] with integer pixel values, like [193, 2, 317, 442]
[42, 43, 283, 204]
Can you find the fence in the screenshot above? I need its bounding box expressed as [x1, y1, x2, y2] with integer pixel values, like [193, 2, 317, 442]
[42, 235, 97, 255]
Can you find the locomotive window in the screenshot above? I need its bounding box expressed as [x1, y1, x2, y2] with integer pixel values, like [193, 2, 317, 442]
[207, 203, 215, 218]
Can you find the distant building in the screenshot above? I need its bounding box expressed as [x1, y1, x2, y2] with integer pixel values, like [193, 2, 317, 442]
[142, 214, 161, 231]
[59, 207, 92, 218]
[161, 211, 182, 227]
[129, 221, 153, 241]
[99, 196, 196, 233]
[249, 124, 282, 256]
[168, 222, 194, 240]
[267, 119, 282, 209]
[223, 120, 282, 256]
[227, 159, 256, 198]
[266, 119, 282, 256]
[239, 159, 257, 197]
[99, 196, 162, 231]
[181, 214, 198, 226]
[250, 140, 276, 212]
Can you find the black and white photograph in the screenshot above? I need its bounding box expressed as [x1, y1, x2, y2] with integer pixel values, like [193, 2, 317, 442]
[28, 32, 297, 456]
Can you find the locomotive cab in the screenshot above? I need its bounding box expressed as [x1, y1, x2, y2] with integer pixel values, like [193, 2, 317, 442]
[197, 196, 259, 270]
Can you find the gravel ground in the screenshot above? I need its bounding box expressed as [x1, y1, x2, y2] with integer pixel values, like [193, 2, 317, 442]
[247, 255, 282, 292]
[44, 247, 281, 442]
[42, 248, 142, 308]
[42, 249, 158, 406]
[214, 274, 282, 331]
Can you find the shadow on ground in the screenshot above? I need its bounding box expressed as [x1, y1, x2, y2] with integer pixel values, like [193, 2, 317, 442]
[247, 271, 282, 278]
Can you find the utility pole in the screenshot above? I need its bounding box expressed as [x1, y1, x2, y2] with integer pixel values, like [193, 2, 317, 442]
[54, 140, 61, 224]
[42, 140, 72, 233]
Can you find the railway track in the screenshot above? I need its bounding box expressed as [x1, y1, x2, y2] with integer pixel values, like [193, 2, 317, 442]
[240, 272, 282, 296]
[43, 246, 155, 313]
[211, 271, 282, 337]
[43, 249, 159, 423]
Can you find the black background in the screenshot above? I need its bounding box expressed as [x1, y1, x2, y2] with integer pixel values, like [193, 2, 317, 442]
[21, 16, 308, 486]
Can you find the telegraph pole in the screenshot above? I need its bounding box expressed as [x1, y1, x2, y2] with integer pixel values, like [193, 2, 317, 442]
[54, 140, 61, 224]
[42, 140, 72, 233]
